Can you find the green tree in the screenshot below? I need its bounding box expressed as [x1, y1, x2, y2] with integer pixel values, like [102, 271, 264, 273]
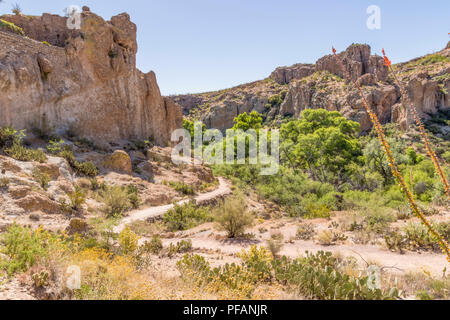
[363, 136, 408, 185]
[232, 111, 263, 131]
[280, 109, 362, 184]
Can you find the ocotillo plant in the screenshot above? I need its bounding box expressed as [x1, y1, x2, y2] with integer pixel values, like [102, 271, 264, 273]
[382, 49, 450, 199]
[332, 47, 450, 262]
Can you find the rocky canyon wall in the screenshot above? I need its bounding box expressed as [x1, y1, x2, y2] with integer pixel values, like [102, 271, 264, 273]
[0, 8, 182, 146]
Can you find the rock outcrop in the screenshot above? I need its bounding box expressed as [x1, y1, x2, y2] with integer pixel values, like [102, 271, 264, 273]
[271, 44, 388, 85]
[271, 64, 315, 85]
[174, 44, 449, 133]
[0, 10, 182, 146]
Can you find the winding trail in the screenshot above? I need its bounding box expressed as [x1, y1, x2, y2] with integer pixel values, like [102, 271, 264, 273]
[114, 178, 232, 233]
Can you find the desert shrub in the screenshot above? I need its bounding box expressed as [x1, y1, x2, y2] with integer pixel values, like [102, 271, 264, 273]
[1, 127, 46, 163]
[46, 139, 65, 155]
[214, 194, 253, 238]
[163, 201, 211, 232]
[265, 94, 283, 109]
[118, 226, 140, 255]
[58, 146, 98, 177]
[296, 223, 316, 240]
[316, 230, 334, 246]
[142, 236, 163, 255]
[32, 168, 51, 190]
[75, 161, 99, 177]
[177, 253, 256, 298]
[168, 240, 193, 257]
[127, 185, 142, 209]
[0, 224, 67, 276]
[100, 186, 131, 217]
[385, 222, 449, 253]
[5, 143, 47, 163]
[403, 222, 449, 252]
[71, 248, 155, 300]
[168, 181, 195, 195]
[442, 151, 450, 164]
[89, 178, 100, 191]
[362, 209, 396, 234]
[66, 186, 86, 212]
[266, 239, 284, 259]
[0, 126, 23, 148]
[414, 54, 449, 66]
[238, 246, 273, 281]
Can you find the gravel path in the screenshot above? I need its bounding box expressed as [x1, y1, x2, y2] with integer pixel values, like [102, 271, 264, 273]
[114, 178, 232, 233]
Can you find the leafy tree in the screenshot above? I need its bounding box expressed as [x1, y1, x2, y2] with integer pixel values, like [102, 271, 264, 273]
[280, 109, 362, 184]
[363, 135, 408, 185]
[232, 111, 263, 131]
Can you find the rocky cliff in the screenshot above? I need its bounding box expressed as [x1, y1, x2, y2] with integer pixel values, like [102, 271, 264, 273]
[0, 8, 182, 146]
[173, 44, 449, 133]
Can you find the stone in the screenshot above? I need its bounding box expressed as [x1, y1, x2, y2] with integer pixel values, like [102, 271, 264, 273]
[102, 150, 133, 175]
[15, 192, 61, 214]
[37, 54, 53, 74]
[137, 161, 155, 180]
[0, 11, 182, 146]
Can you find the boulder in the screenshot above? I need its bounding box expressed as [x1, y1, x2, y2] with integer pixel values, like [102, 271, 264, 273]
[15, 192, 61, 214]
[102, 150, 132, 175]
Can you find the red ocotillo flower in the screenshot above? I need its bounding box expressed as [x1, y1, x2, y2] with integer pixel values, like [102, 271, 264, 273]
[382, 49, 392, 67]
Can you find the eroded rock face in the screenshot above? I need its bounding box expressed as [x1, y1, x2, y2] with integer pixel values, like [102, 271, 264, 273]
[0, 11, 182, 146]
[271, 64, 315, 85]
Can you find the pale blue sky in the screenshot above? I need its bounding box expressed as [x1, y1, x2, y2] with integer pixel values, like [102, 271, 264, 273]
[2, 1, 449, 94]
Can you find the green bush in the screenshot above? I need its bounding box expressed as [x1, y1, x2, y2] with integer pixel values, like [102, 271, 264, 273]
[296, 223, 316, 240]
[127, 185, 142, 209]
[100, 185, 131, 217]
[0, 224, 67, 276]
[168, 240, 193, 257]
[46, 140, 65, 155]
[58, 146, 98, 177]
[65, 186, 86, 212]
[75, 161, 99, 177]
[0, 126, 23, 148]
[214, 194, 253, 238]
[143, 236, 163, 255]
[168, 181, 195, 195]
[164, 200, 211, 232]
[5, 143, 47, 163]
